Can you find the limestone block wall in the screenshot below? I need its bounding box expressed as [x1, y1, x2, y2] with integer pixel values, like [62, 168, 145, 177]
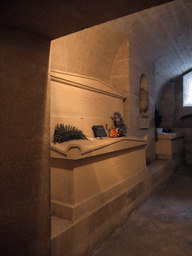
[156, 73, 192, 165]
[158, 80, 175, 128]
[50, 20, 156, 161]
[50, 23, 125, 85]
[50, 71, 126, 140]
[110, 39, 129, 126]
[157, 73, 192, 129]
[110, 39, 129, 93]
[0, 28, 51, 256]
[128, 38, 156, 161]
[110, 38, 155, 161]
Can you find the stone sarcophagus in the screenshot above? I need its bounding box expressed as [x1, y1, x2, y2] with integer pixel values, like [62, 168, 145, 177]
[50, 70, 150, 256]
[51, 136, 149, 222]
[156, 130, 184, 160]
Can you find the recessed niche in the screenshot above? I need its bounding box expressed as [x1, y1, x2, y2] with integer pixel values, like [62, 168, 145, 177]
[50, 70, 126, 139]
[139, 74, 149, 129]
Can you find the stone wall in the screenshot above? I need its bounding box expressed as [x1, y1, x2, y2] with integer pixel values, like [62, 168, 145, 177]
[0, 27, 51, 256]
[50, 21, 156, 161]
[110, 37, 156, 161]
[158, 80, 174, 128]
[50, 23, 126, 85]
[125, 37, 156, 161]
[158, 73, 192, 129]
[157, 73, 192, 165]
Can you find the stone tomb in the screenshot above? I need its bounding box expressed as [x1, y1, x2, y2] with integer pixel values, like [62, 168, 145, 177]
[51, 136, 149, 222]
[156, 129, 184, 160]
[50, 71, 149, 255]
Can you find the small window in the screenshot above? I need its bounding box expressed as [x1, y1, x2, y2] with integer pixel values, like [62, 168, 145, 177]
[183, 71, 192, 107]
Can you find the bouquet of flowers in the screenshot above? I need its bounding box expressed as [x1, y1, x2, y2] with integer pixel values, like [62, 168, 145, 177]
[109, 128, 123, 138]
[110, 112, 126, 137]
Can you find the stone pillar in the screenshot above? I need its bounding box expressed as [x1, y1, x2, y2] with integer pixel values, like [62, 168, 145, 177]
[0, 27, 51, 256]
[160, 80, 174, 128]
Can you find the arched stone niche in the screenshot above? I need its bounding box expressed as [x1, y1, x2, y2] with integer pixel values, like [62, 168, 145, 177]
[139, 74, 149, 129]
[110, 39, 129, 128]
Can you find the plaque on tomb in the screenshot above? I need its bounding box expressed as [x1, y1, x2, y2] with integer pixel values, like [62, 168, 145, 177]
[92, 125, 107, 137]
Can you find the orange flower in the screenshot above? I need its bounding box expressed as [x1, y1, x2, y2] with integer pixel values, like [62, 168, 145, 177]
[109, 128, 118, 137]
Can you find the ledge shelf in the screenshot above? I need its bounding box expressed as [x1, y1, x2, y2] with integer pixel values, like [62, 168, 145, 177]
[51, 135, 148, 160]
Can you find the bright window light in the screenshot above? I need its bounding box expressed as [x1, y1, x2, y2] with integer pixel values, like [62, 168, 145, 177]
[183, 71, 192, 107]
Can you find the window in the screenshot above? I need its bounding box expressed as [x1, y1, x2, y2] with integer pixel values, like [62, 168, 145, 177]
[183, 71, 192, 107]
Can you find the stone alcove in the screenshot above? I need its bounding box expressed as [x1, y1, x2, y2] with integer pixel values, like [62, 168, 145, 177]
[50, 69, 149, 255]
[139, 74, 149, 129]
[49, 21, 156, 255]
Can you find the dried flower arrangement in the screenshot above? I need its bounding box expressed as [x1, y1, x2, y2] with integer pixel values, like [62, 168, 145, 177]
[110, 112, 126, 137]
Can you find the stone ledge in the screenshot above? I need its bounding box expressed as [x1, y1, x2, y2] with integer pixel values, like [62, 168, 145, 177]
[51, 136, 148, 160]
[157, 131, 184, 140]
[50, 70, 126, 100]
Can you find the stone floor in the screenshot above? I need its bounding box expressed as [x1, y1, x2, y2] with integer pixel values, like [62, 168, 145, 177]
[89, 164, 192, 256]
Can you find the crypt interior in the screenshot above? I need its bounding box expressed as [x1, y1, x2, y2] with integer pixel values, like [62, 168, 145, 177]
[1, 0, 192, 255]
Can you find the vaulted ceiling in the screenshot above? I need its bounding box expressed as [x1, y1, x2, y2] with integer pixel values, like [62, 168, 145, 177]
[0, 0, 174, 40]
[1, 0, 192, 100]
[99, 0, 192, 99]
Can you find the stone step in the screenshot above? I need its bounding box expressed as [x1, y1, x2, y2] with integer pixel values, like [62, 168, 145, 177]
[51, 215, 72, 240]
